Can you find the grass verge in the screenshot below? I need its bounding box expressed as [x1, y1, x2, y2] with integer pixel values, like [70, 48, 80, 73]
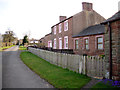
[19, 45, 27, 50]
[0, 45, 15, 51]
[20, 51, 91, 88]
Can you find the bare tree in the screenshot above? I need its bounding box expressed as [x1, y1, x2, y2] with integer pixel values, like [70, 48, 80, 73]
[2, 29, 16, 46]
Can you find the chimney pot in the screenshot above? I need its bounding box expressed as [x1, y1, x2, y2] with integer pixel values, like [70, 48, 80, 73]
[82, 2, 93, 11]
[59, 16, 67, 22]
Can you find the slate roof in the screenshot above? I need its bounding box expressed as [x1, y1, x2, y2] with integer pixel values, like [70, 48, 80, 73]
[73, 24, 105, 38]
[102, 11, 120, 24]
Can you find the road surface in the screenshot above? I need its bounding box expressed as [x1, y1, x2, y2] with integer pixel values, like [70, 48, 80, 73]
[2, 46, 54, 88]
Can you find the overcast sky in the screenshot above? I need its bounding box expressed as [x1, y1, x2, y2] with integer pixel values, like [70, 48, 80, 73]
[0, 0, 120, 39]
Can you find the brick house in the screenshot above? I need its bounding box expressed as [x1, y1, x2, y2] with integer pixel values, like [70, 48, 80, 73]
[51, 2, 105, 50]
[51, 16, 73, 49]
[44, 33, 52, 48]
[39, 37, 45, 48]
[39, 33, 52, 48]
[102, 11, 120, 80]
[40, 2, 105, 55]
[29, 38, 39, 44]
[73, 24, 105, 56]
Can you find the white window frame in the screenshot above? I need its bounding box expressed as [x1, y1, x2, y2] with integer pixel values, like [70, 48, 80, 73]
[83, 37, 89, 50]
[54, 26, 56, 35]
[64, 36, 68, 49]
[64, 20, 68, 31]
[59, 38, 62, 49]
[54, 38, 56, 49]
[48, 40, 52, 48]
[59, 23, 62, 33]
[74, 38, 79, 50]
[95, 35, 103, 50]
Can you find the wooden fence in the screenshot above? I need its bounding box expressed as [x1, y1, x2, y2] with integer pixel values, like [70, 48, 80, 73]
[28, 47, 106, 79]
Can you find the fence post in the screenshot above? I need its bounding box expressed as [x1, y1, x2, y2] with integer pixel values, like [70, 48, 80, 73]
[79, 56, 82, 74]
[83, 55, 87, 75]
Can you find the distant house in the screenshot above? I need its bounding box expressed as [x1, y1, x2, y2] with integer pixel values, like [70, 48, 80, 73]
[44, 33, 52, 48]
[29, 38, 39, 44]
[73, 24, 105, 56]
[40, 2, 105, 55]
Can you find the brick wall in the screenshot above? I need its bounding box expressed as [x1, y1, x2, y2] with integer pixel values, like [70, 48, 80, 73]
[73, 10, 105, 36]
[52, 17, 73, 49]
[74, 34, 105, 56]
[43, 33, 52, 47]
[104, 20, 120, 80]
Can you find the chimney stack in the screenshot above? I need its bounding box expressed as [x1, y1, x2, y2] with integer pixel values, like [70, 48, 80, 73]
[59, 16, 67, 22]
[118, 1, 120, 11]
[82, 2, 93, 11]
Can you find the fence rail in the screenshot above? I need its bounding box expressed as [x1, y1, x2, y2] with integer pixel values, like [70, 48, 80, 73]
[28, 47, 105, 79]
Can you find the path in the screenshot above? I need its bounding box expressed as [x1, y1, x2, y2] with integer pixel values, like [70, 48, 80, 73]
[2, 46, 54, 88]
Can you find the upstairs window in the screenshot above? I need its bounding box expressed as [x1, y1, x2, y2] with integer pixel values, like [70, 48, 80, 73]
[85, 38, 89, 50]
[59, 38, 62, 49]
[64, 20, 68, 31]
[97, 37, 103, 50]
[59, 23, 62, 33]
[54, 26, 56, 35]
[54, 38, 56, 49]
[64, 36, 68, 49]
[75, 39, 79, 49]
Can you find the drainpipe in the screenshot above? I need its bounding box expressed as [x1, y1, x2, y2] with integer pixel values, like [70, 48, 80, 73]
[107, 22, 112, 79]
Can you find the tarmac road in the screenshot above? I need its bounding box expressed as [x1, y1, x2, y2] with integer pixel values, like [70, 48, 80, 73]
[2, 46, 54, 88]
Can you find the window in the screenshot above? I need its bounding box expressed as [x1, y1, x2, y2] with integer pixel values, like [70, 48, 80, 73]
[85, 38, 89, 50]
[64, 20, 68, 31]
[54, 38, 56, 49]
[48, 41, 52, 48]
[59, 38, 62, 49]
[64, 36, 68, 49]
[59, 23, 62, 33]
[54, 26, 56, 35]
[75, 39, 79, 49]
[97, 37, 103, 49]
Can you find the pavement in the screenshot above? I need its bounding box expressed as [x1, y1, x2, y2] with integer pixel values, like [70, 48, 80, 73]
[81, 78, 100, 89]
[2, 46, 54, 88]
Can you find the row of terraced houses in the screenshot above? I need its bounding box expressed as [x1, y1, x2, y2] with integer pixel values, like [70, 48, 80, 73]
[37, 2, 120, 80]
[40, 2, 106, 56]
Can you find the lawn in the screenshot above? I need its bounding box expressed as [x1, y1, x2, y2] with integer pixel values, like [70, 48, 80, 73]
[20, 51, 91, 88]
[19, 45, 27, 50]
[0, 45, 15, 51]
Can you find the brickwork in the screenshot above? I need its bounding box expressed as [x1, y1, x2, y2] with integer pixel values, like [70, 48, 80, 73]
[41, 33, 52, 47]
[40, 2, 105, 56]
[104, 20, 120, 80]
[59, 16, 67, 22]
[73, 10, 105, 36]
[52, 17, 73, 49]
[74, 35, 105, 56]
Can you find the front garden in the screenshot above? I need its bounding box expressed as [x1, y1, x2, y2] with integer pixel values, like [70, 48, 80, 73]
[20, 51, 120, 89]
